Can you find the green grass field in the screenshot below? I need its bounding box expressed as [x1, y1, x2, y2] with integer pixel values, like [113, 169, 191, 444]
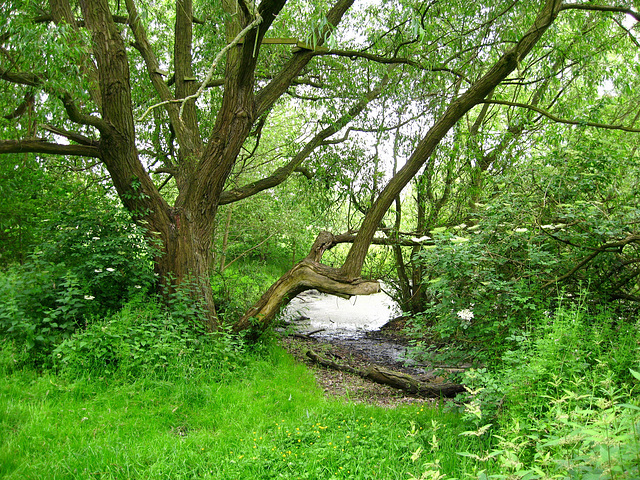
[0, 344, 485, 480]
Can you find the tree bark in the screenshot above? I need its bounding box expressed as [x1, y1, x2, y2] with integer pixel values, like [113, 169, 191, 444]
[233, 231, 380, 332]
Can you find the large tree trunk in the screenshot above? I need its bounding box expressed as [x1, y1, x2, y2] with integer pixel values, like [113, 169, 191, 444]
[233, 231, 380, 332]
[152, 209, 218, 330]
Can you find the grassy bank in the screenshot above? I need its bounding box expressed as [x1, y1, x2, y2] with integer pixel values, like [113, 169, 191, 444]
[0, 344, 481, 480]
[1, 299, 640, 479]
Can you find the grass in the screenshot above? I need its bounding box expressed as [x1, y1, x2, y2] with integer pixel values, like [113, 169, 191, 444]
[2, 300, 640, 479]
[0, 344, 484, 480]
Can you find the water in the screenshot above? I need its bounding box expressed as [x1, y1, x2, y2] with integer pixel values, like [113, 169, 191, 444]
[281, 288, 424, 372]
[282, 288, 399, 339]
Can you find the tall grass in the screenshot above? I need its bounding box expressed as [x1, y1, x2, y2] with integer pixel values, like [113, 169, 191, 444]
[0, 341, 483, 480]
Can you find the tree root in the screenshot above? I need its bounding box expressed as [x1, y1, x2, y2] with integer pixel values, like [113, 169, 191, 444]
[305, 349, 465, 398]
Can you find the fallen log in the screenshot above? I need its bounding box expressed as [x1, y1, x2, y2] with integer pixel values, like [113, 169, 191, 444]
[305, 349, 465, 398]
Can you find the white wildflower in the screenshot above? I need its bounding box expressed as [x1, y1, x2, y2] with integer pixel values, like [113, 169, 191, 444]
[106, 267, 115, 272]
[94, 268, 102, 273]
[411, 236, 431, 243]
[84, 295, 95, 300]
[450, 236, 469, 243]
[514, 228, 528, 233]
[457, 309, 474, 328]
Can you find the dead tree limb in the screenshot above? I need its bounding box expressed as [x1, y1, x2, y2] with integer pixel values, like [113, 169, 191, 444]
[305, 349, 465, 398]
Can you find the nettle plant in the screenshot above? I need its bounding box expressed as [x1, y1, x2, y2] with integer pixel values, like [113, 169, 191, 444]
[455, 303, 640, 478]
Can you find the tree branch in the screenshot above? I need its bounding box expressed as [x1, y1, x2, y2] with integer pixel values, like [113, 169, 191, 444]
[542, 235, 640, 288]
[255, 0, 355, 117]
[311, 48, 468, 81]
[60, 93, 110, 132]
[3, 92, 34, 120]
[177, 14, 263, 120]
[481, 100, 640, 133]
[0, 67, 41, 87]
[0, 139, 101, 157]
[560, 3, 640, 22]
[220, 68, 393, 205]
[340, 0, 565, 277]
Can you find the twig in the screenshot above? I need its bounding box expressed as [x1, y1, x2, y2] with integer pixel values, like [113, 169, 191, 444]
[222, 232, 275, 271]
[178, 13, 263, 119]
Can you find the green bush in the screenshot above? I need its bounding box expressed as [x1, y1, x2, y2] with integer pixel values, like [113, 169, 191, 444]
[460, 301, 640, 419]
[37, 205, 157, 313]
[408, 225, 555, 362]
[0, 261, 91, 362]
[53, 296, 247, 381]
[0, 196, 157, 364]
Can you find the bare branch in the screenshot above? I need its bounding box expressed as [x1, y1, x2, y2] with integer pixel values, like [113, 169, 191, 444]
[137, 14, 263, 122]
[309, 49, 468, 82]
[560, 3, 640, 22]
[42, 125, 99, 146]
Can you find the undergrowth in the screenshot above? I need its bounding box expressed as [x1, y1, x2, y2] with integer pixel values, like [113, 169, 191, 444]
[1, 295, 639, 479]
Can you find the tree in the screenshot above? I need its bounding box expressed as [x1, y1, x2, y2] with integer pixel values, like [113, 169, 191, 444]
[1, 0, 638, 332]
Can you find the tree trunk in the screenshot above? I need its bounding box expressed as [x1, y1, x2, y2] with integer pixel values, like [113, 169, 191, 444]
[233, 231, 380, 332]
[152, 209, 218, 330]
[305, 349, 465, 398]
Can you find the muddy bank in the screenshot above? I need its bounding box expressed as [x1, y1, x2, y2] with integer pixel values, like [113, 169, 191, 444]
[279, 289, 467, 404]
[281, 335, 437, 407]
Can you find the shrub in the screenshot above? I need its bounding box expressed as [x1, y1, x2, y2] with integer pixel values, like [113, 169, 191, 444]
[0, 261, 91, 363]
[408, 225, 555, 362]
[0, 198, 157, 364]
[53, 296, 247, 381]
[37, 205, 157, 314]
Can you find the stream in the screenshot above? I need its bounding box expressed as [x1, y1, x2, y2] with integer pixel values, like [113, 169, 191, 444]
[281, 288, 425, 373]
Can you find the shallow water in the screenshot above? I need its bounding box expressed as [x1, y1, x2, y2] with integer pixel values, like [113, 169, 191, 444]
[282, 288, 399, 339]
[282, 289, 424, 372]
